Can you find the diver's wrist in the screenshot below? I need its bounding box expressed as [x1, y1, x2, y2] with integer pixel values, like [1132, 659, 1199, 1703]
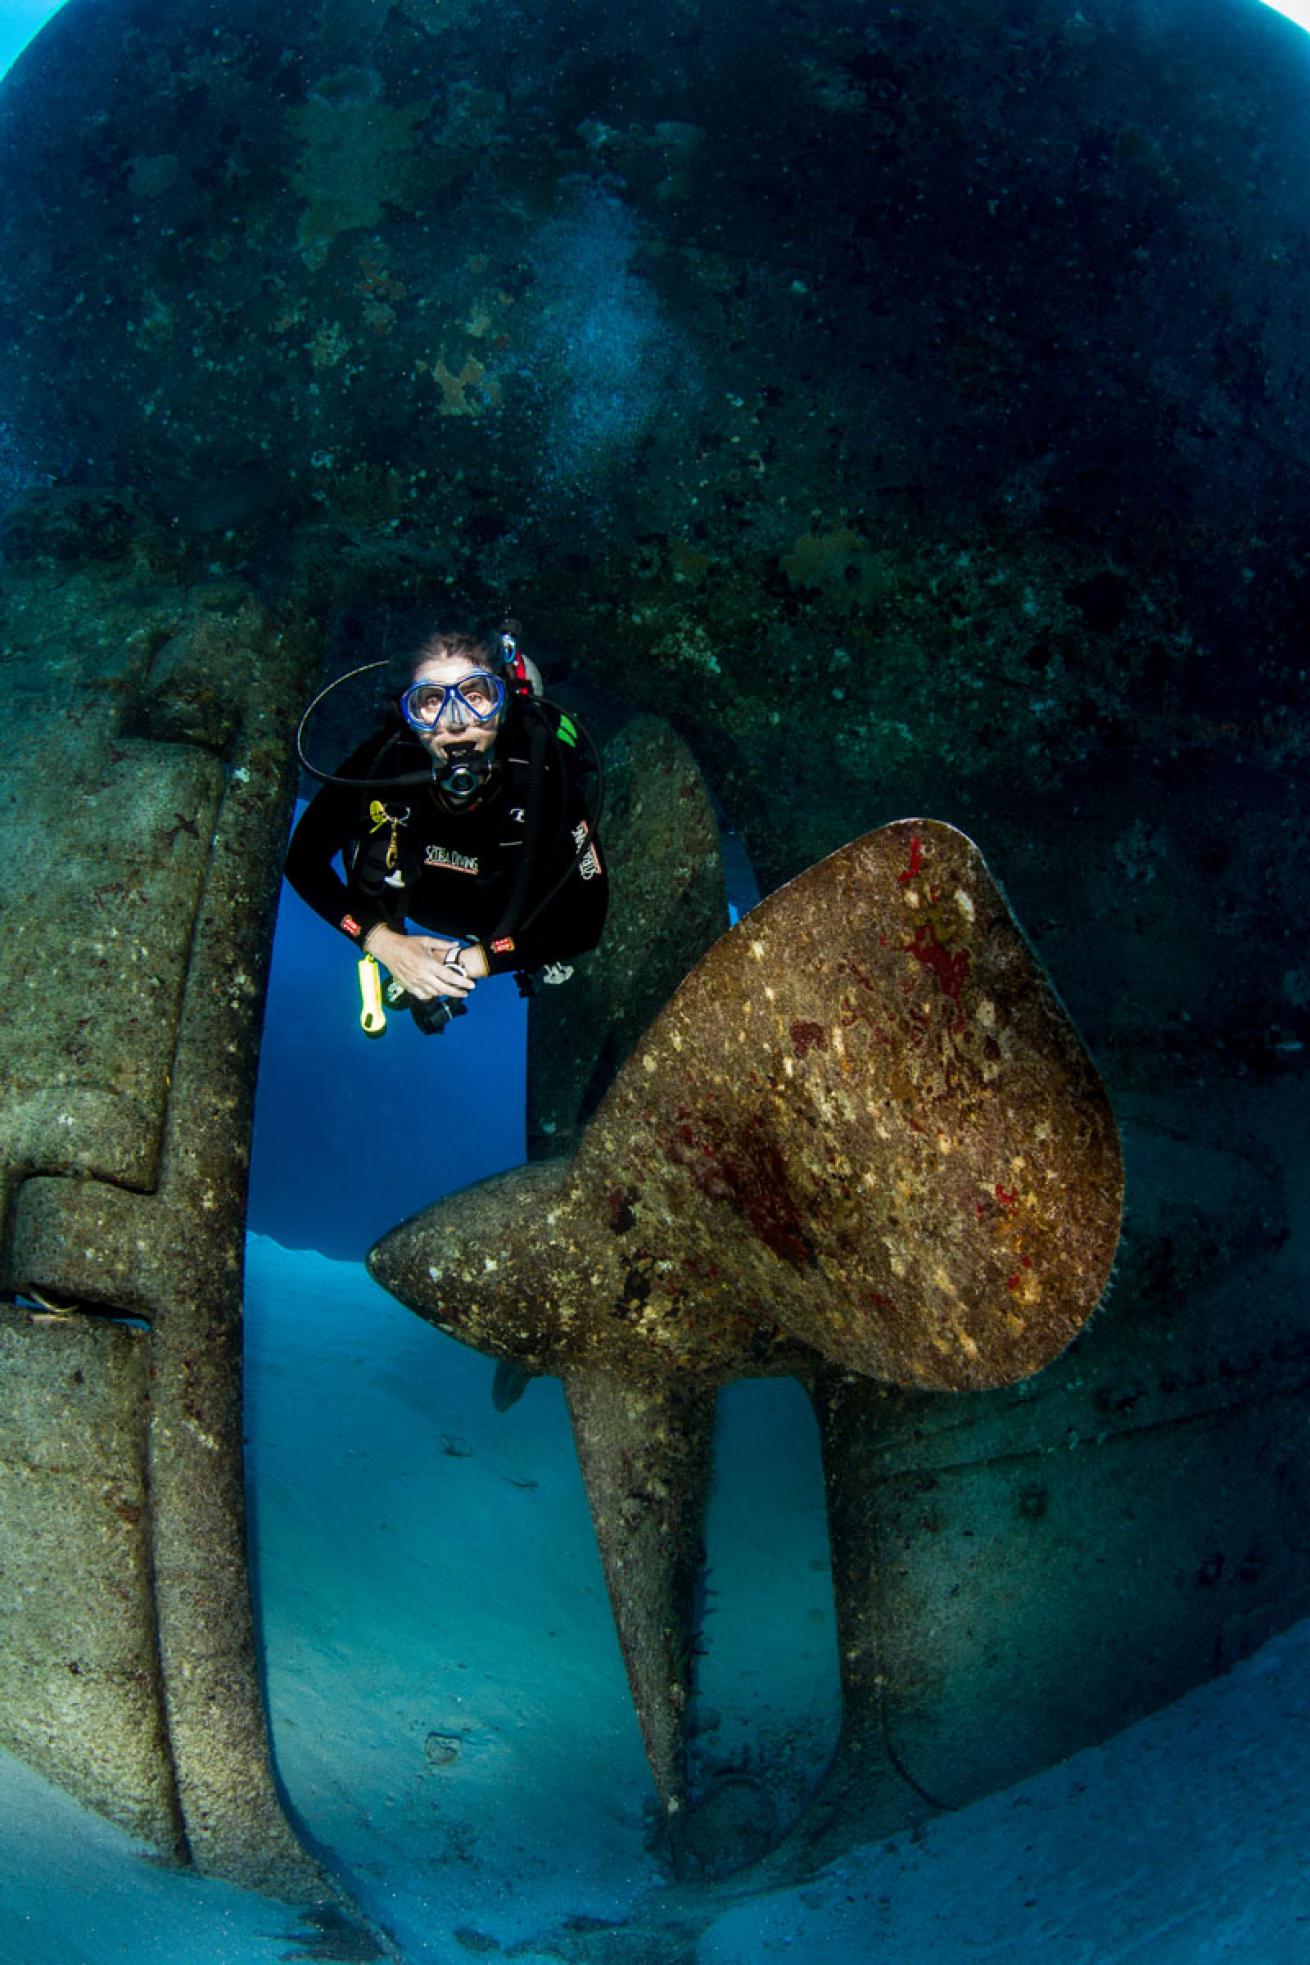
[363, 921, 400, 956]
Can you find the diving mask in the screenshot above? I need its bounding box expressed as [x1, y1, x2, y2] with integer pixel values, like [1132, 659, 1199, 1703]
[400, 670, 506, 732]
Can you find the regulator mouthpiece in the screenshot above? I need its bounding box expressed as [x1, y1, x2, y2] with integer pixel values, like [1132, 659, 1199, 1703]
[437, 743, 492, 803]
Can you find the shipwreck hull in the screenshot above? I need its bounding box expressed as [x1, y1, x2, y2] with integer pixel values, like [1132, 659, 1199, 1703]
[0, 529, 332, 1902]
[804, 1297, 1310, 1851]
[0, 503, 1306, 1905]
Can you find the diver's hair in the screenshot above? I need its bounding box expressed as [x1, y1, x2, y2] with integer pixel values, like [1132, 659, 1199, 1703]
[381, 627, 505, 703]
[408, 629, 504, 677]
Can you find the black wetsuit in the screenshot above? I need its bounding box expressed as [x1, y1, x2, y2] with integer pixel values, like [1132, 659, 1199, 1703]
[284, 700, 608, 975]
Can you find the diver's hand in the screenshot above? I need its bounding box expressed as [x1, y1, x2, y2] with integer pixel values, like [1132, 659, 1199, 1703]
[364, 925, 474, 1000]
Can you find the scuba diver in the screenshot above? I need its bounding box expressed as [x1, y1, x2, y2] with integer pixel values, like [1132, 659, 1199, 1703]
[285, 625, 608, 1034]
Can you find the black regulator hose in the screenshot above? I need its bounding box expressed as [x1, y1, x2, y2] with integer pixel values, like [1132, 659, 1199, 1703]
[295, 660, 438, 789]
[510, 696, 605, 939]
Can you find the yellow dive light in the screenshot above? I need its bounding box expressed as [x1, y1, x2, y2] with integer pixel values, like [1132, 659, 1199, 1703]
[358, 953, 387, 1037]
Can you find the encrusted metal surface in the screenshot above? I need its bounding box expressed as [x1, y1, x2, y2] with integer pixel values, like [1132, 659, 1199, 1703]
[373, 821, 1122, 1394]
[0, 1311, 183, 1853]
[527, 711, 727, 1161]
[0, 526, 345, 1908]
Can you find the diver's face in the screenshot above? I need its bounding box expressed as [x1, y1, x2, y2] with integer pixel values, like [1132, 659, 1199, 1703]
[406, 652, 504, 763]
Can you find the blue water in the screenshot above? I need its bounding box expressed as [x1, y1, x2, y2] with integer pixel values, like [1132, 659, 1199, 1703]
[0, 4, 63, 79]
[250, 821, 528, 1262]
